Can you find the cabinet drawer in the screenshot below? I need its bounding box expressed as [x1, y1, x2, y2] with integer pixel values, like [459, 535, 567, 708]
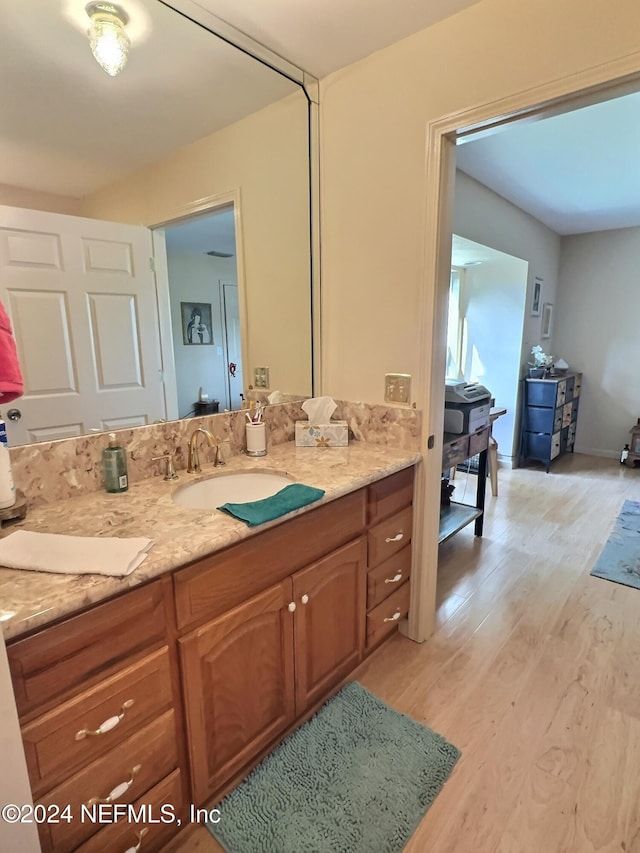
[469, 427, 489, 456]
[562, 401, 573, 427]
[526, 380, 557, 407]
[442, 435, 469, 470]
[37, 710, 178, 853]
[368, 506, 413, 569]
[551, 431, 561, 460]
[523, 433, 548, 461]
[564, 375, 575, 399]
[22, 647, 174, 798]
[74, 768, 184, 853]
[555, 380, 567, 408]
[174, 488, 367, 630]
[573, 374, 582, 397]
[367, 546, 411, 610]
[554, 408, 563, 433]
[8, 581, 166, 719]
[367, 467, 414, 525]
[366, 581, 411, 648]
[527, 406, 555, 434]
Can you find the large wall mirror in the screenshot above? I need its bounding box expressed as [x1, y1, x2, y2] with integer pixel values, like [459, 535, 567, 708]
[0, 0, 316, 446]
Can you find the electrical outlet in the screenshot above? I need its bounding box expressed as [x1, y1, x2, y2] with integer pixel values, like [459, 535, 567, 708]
[384, 373, 411, 404]
[254, 367, 270, 388]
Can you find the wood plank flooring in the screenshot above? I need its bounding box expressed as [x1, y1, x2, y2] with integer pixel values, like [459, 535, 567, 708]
[165, 453, 640, 853]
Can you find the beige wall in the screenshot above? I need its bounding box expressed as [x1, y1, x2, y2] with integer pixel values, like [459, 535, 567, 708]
[81, 91, 312, 399]
[319, 0, 640, 406]
[555, 227, 640, 458]
[0, 183, 81, 216]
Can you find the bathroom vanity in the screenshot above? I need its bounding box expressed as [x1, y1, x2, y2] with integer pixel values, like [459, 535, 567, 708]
[0, 441, 418, 853]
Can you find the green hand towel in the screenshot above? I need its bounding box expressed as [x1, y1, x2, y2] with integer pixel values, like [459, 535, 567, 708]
[218, 483, 325, 527]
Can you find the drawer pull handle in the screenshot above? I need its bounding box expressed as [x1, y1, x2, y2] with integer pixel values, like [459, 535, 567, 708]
[75, 699, 135, 740]
[301, 594, 309, 605]
[87, 764, 142, 807]
[384, 573, 403, 584]
[123, 827, 149, 853]
[384, 610, 402, 623]
[385, 533, 404, 543]
[288, 601, 296, 612]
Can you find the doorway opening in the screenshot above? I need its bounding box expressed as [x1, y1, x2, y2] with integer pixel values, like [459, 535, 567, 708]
[410, 69, 640, 643]
[153, 198, 246, 419]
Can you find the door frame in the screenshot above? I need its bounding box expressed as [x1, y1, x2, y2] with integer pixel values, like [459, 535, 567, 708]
[409, 56, 640, 643]
[150, 189, 248, 417]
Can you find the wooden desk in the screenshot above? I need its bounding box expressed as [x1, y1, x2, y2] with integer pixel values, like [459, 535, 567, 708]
[439, 427, 488, 543]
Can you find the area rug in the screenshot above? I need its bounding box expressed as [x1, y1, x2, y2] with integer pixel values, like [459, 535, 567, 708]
[207, 681, 460, 853]
[590, 499, 640, 590]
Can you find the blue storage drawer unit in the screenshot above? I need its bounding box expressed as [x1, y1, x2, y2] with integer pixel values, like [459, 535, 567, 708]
[519, 372, 582, 472]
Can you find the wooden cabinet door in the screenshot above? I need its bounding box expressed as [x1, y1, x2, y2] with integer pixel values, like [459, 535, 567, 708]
[292, 537, 367, 713]
[178, 580, 295, 804]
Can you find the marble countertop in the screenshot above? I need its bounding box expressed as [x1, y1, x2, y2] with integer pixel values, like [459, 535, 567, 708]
[0, 441, 420, 641]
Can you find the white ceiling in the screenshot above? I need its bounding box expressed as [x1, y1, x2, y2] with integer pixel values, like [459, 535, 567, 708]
[194, 0, 480, 79]
[456, 91, 640, 236]
[1, 0, 297, 197]
[164, 207, 236, 256]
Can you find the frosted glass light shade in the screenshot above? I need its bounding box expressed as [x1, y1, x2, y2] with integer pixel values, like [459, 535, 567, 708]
[86, 3, 130, 77]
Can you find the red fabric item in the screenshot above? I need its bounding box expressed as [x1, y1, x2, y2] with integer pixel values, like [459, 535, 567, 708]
[0, 302, 24, 403]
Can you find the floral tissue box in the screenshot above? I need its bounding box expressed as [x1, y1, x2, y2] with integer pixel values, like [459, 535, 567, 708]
[294, 421, 349, 447]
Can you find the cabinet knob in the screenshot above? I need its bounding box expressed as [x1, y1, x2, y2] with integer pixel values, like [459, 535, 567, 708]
[75, 699, 135, 740]
[384, 532, 404, 543]
[288, 601, 296, 612]
[384, 573, 403, 585]
[383, 610, 402, 623]
[300, 594, 309, 605]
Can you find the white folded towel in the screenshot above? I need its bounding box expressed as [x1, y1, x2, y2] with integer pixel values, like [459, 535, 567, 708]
[0, 530, 154, 577]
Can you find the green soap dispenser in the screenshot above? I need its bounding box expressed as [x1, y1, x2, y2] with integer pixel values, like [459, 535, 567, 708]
[103, 432, 128, 493]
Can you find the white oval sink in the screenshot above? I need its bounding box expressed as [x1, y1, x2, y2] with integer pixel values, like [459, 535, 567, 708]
[172, 471, 294, 510]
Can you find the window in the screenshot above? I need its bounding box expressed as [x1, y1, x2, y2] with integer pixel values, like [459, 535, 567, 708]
[446, 267, 467, 379]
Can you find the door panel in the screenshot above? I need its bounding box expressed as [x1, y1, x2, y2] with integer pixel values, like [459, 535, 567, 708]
[292, 537, 367, 713]
[178, 580, 295, 804]
[0, 205, 166, 445]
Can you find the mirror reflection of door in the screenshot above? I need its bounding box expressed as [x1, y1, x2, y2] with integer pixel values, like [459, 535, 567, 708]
[163, 207, 244, 415]
[222, 284, 244, 410]
[0, 204, 166, 446]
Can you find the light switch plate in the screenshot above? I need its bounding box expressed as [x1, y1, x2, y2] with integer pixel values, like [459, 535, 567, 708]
[384, 373, 411, 404]
[254, 367, 270, 388]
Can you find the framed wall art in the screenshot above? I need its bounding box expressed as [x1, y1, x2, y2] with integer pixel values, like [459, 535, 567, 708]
[541, 302, 553, 339]
[181, 302, 213, 345]
[531, 277, 543, 316]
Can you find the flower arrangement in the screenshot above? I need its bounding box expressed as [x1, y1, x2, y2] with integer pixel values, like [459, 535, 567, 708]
[528, 345, 554, 369]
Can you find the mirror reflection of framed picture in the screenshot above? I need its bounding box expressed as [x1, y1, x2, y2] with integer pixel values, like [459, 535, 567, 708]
[181, 302, 213, 345]
[531, 277, 543, 316]
[541, 302, 553, 339]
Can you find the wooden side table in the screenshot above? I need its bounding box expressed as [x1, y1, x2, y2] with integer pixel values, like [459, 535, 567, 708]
[488, 407, 507, 496]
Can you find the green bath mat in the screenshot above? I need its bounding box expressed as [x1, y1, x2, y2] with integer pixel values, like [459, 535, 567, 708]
[208, 681, 460, 853]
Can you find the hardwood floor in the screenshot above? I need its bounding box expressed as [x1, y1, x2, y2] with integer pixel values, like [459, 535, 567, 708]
[165, 453, 640, 852]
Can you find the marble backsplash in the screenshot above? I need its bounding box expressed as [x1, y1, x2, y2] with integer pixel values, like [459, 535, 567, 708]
[8, 400, 421, 506]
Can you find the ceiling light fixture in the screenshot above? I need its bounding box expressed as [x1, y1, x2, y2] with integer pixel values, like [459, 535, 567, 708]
[85, 2, 130, 77]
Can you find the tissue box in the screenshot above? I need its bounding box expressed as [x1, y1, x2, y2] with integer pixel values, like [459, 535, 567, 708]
[295, 421, 349, 447]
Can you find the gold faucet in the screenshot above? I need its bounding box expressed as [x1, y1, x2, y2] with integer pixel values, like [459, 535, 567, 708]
[187, 427, 224, 473]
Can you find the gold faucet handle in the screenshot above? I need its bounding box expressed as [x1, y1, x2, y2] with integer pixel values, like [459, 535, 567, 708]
[214, 436, 230, 467]
[151, 452, 178, 480]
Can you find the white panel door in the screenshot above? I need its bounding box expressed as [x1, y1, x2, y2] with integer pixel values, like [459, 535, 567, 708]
[0, 205, 165, 446]
[222, 283, 244, 411]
